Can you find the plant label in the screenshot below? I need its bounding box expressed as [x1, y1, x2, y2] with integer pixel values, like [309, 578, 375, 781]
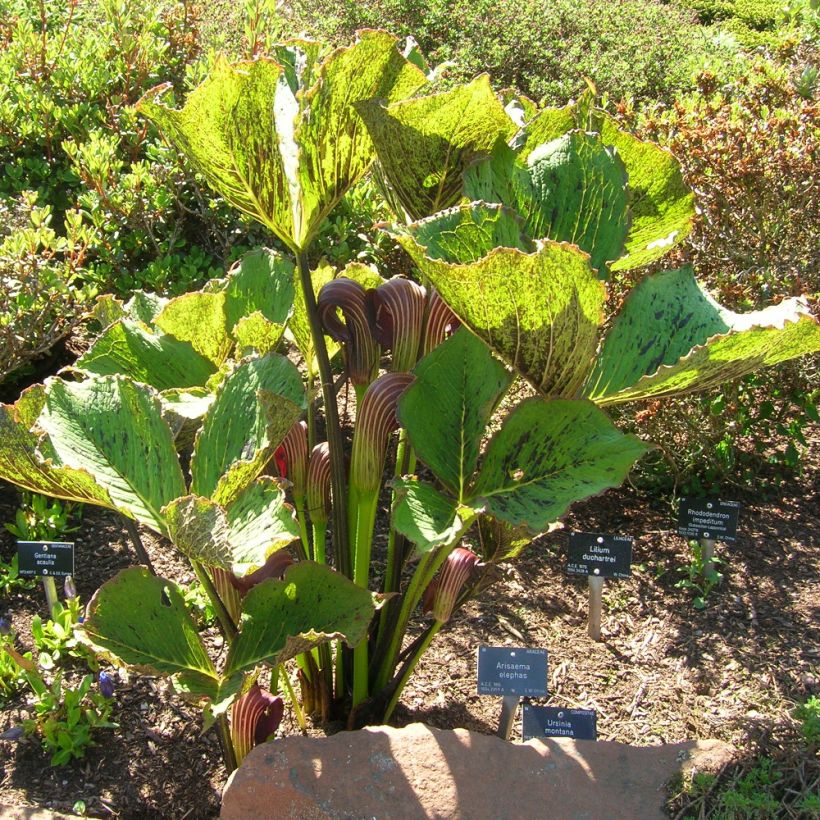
[677, 498, 741, 543]
[566, 532, 632, 579]
[522, 705, 597, 741]
[477, 646, 548, 697]
[17, 541, 75, 578]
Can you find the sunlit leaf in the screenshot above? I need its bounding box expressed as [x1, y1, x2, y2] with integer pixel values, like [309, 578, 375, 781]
[585, 266, 820, 404]
[78, 567, 217, 681]
[391, 477, 466, 552]
[73, 320, 216, 390]
[398, 329, 510, 500]
[394, 210, 604, 397]
[190, 354, 304, 505]
[38, 377, 186, 534]
[356, 75, 515, 220]
[470, 398, 649, 532]
[225, 562, 375, 677]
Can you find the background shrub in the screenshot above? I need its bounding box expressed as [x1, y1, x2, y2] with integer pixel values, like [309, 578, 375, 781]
[280, 0, 715, 104]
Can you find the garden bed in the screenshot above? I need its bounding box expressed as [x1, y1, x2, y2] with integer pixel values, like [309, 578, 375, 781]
[1, 435, 817, 818]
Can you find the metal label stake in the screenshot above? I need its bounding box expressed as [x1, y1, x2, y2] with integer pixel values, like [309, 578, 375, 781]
[497, 694, 519, 740]
[699, 536, 716, 578]
[587, 572, 605, 642]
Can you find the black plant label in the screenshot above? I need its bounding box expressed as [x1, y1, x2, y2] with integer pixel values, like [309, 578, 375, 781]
[477, 646, 548, 697]
[522, 705, 597, 741]
[566, 532, 632, 579]
[17, 541, 74, 578]
[677, 498, 741, 543]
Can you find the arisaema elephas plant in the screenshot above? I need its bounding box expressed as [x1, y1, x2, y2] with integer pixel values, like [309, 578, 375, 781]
[1, 31, 819, 759]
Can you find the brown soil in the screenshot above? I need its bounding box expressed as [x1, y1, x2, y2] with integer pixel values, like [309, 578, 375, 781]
[1, 437, 817, 819]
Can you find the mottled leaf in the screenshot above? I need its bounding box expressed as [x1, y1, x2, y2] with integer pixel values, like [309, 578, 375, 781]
[465, 131, 629, 274]
[598, 115, 695, 272]
[470, 398, 649, 532]
[355, 75, 515, 220]
[223, 248, 294, 332]
[155, 291, 232, 366]
[190, 355, 305, 505]
[585, 267, 820, 404]
[0, 385, 115, 508]
[225, 562, 375, 677]
[38, 377, 186, 534]
[398, 329, 510, 500]
[73, 320, 216, 390]
[512, 105, 576, 154]
[232, 313, 286, 355]
[391, 477, 466, 552]
[395, 218, 604, 397]
[141, 33, 425, 250]
[164, 478, 298, 577]
[387, 202, 533, 264]
[78, 567, 216, 680]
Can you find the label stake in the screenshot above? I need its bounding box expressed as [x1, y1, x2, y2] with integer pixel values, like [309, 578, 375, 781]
[497, 694, 519, 740]
[42, 575, 59, 618]
[587, 574, 605, 642]
[699, 537, 715, 578]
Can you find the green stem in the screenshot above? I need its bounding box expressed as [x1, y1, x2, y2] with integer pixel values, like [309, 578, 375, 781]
[294, 499, 310, 561]
[191, 561, 237, 641]
[217, 713, 238, 774]
[295, 251, 350, 579]
[349, 484, 380, 708]
[312, 522, 327, 565]
[306, 371, 316, 451]
[383, 620, 442, 722]
[281, 665, 307, 732]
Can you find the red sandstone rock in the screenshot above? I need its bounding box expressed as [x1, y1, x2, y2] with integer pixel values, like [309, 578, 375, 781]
[221, 723, 733, 819]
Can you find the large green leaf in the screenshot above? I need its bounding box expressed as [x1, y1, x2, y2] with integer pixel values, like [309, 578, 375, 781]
[223, 248, 295, 332]
[190, 354, 304, 504]
[78, 567, 217, 681]
[388, 202, 533, 264]
[355, 75, 515, 220]
[140, 33, 426, 250]
[398, 329, 511, 500]
[0, 385, 115, 508]
[225, 562, 375, 677]
[73, 320, 216, 390]
[585, 267, 820, 405]
[37, 377, 186, 533]
[164, 478, 299, 577]
[513, 105, 576, 155]
[465, 132, 629, 274]
[391, 477, 466, 552]
[155, 291, 232, 366]
[598, 114, 695, 272]
[470, 398, 649, 532]
[395, 214, 605, 397]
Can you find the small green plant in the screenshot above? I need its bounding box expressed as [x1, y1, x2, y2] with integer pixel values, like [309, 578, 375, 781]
[0, 554, 35, 597]
[22, 671, 117, 766]
[675, 540, 723, 609]
[181, 581, 217, 628]
[794, 695, 820, 747]
[1, 619, 116, 766]
[31, 595, 91, 670]
[5, 491, 82, 542]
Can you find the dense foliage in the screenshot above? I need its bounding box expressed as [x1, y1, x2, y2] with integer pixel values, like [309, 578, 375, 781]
[280, 0, 715, 104]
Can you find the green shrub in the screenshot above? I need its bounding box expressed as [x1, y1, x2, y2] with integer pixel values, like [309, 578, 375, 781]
[0, 0, 262, 298]
[279, 0, 712, 104]
[0, 193, 94, 384]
